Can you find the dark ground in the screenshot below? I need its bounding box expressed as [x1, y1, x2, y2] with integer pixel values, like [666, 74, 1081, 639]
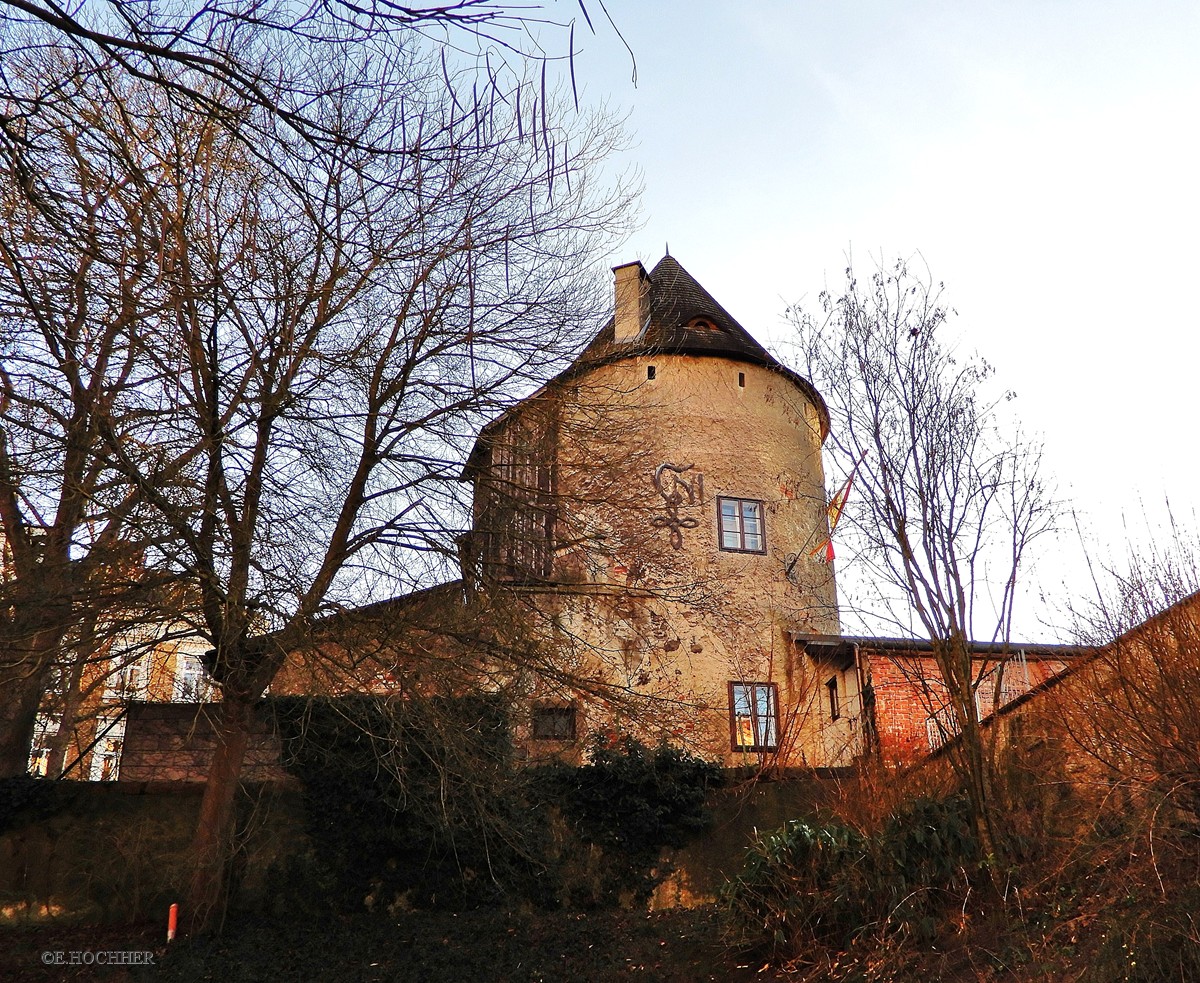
[1, 907, 790, 983]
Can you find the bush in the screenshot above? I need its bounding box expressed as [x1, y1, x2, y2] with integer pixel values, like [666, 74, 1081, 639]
[530, 735, 720, 906]
[0, 776, 79, 835]
[273, 699, 718, 914]
[720, 793, 980, 958]
[274, 694, 534, 913]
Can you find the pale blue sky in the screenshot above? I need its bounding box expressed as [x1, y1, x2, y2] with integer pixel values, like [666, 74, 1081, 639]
[560, 1, 1200, 637]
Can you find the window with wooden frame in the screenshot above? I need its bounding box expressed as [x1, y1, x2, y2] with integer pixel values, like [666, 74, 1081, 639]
[531, 706, 576, 741]
[479, 412, 556, 582]
[717, 497, 766, 553]
[826, 676, 840, 721]
[729, 681, 779, 752]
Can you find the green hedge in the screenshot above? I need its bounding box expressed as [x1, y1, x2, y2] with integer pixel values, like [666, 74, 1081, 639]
[271, 697, 719, 914]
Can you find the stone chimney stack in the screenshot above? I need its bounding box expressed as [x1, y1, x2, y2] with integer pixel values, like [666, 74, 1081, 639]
[612, 261, 649, 344]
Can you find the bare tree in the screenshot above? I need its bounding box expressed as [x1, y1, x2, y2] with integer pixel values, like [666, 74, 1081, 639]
[0, 0, 632, 219]
[1063, 526, 1200, 828]
[0, 44, 204, 776]
[789, 257, 1057, 863]
[13, 33, 633, 927]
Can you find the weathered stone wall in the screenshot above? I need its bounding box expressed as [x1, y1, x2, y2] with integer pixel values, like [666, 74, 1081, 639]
[651, 774, 850, 908]
[518, 354, 853, 769]
[0, 781, 305, 923]
[118, 702, 291, 784]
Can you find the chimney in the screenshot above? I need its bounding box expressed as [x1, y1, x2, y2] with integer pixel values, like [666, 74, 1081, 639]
[612, 261, 649, 344]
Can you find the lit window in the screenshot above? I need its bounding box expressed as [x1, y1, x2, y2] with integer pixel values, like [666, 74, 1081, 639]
[718, 497, 765, 553]
[532, 706, 576, 741]
[729, 682, 778, 752]
[28, 714, 61, 777]
[172, 650, 213, 703]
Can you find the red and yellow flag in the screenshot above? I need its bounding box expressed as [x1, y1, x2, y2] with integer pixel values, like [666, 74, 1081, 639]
[809, 454, 864, 563]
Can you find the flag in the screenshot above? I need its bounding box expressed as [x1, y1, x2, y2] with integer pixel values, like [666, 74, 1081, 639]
[808, 454, 864, 563]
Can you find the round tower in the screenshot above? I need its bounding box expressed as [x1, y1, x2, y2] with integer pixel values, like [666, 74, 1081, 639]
[467, 255, 858, 767]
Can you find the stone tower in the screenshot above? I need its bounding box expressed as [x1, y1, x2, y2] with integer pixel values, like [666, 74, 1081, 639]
[464, 255, 861, 767]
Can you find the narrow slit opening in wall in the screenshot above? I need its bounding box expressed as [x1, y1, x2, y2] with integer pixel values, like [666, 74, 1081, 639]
[738, 372, 745, 388]
[647, 365, 656, 380]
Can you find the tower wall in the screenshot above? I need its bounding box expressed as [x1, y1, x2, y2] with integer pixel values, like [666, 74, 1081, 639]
[536, 353, 855, 767]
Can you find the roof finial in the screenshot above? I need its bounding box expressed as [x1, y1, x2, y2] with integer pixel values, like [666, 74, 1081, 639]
[665, 241, 670, 257]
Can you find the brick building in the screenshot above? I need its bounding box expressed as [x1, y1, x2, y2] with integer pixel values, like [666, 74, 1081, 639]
[794, 635, 1085, 763]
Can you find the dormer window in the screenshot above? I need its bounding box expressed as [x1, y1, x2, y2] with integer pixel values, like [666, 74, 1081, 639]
[686, 316, 719, 332]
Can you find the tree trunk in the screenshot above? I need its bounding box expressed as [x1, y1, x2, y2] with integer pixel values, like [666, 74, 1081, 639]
[958, 711, 1001, 865]
[940, 636, 1005, 874]
[47, 649, 91, 778]
[0, 586, 75, 777]
[0, 665, 51, 777]
[184, 694, 254, 935]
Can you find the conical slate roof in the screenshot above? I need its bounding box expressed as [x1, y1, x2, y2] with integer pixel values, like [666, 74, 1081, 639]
[463, 254, 828, 478]
[581, 254, 775, 362]
[577, 255, 828, 435]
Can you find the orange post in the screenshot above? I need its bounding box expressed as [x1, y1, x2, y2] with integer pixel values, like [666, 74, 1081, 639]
[167, 903, 178, 943]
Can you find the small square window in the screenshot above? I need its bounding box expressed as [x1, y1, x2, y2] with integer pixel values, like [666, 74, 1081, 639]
[532, 706, 576, 741]
[729, 682, 779, 752]
[826, 676, 840, 721]
[718, 497, 766, 553]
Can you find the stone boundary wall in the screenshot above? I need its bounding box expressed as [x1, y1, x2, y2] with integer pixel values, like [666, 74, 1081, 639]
[119, 702, 292, 784]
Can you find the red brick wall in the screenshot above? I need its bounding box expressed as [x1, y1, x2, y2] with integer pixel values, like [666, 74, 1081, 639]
[865, 651, 1069, 762]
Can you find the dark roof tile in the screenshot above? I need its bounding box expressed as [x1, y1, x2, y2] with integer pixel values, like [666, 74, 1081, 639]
[582, 255, 777, 363]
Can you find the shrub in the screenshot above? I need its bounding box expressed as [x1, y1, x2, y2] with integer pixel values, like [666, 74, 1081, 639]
[720, 793, 980, 958]
[0, 776, 79, 835]
[274, 694, 533, 912]
[274, 699, 718, 914]
[530, 735, 720, 906]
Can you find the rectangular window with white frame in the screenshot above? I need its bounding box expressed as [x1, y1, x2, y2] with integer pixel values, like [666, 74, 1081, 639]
[104, 652, 150, 701]
[717, 497, 766, 553]
[88, 712, 126, 782]
[172, 648, 214, 703]
[729, 681, 779, 752]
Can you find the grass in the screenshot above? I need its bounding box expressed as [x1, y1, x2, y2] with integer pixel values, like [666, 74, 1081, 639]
[2, 906, 801, 983]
